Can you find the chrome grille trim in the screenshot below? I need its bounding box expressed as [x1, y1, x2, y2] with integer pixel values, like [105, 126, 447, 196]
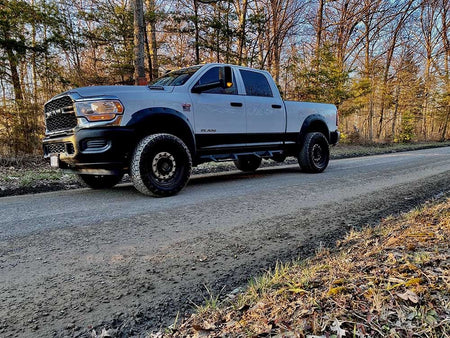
[44, 96, 77, 133]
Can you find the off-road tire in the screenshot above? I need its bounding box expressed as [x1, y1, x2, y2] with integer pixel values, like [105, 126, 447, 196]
[131, 133, 192, 197]
[77, 174, 123, 189]
[298, 132, 330, 173]
[234, 155, 262, 172]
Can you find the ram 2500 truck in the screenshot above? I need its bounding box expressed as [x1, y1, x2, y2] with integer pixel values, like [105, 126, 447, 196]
[43, 63, 339, 196]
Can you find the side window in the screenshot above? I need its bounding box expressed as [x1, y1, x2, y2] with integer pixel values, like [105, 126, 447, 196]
[194, 67, 237, 95]
[239, 70, 273, 97]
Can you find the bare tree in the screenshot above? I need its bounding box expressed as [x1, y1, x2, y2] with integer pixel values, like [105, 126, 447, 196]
[377, 0, 417, 139]
[234, 0, 249, 65]
[146, 0, 159, 80]
[440, 0, 449, 140]
[133, 0, 147, 84]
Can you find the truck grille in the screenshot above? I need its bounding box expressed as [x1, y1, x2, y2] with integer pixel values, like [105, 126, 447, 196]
[44, 96, 78, 133]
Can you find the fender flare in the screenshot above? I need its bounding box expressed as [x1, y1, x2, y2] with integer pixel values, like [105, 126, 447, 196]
[126, 107, 196, 153]
[298, 114, 330, 145]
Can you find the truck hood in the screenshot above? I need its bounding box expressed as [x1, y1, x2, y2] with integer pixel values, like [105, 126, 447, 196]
[65, 85, 174, 99]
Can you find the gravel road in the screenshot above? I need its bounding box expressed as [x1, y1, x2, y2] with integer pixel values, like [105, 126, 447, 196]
[1, 147, 449, 337]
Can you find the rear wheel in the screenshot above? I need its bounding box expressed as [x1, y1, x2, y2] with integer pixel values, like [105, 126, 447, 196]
[298, 132, 329, 173]
[234, 155, 262, 172]
[131, 133, 192, 197]
[77, 174, 123, 189]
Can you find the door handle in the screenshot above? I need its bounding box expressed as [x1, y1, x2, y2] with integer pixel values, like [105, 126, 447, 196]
[230, 102, 243, 107]
[272, 104, 282, 109]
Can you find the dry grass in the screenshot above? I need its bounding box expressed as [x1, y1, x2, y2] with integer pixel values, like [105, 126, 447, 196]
[167, 198, 450, 337]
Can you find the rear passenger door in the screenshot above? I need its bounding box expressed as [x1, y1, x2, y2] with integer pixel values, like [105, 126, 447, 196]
[239, 69, 285, 145]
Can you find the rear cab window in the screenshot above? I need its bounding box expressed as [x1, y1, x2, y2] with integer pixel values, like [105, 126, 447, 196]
[239, 69, 273, 97]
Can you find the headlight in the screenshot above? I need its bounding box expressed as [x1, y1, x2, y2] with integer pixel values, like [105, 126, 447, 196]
[75, 100, 124, 122]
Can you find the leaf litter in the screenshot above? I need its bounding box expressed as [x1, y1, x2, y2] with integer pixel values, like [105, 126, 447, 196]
[162, 197, 450, 337]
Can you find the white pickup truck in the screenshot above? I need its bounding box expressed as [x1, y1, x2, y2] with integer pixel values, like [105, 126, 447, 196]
[43, 63, 340, 196]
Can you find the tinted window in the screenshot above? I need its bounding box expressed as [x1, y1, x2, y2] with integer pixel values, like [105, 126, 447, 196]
[239, 70, 273, 97]
[194, 67, 237, 95]
[150, 66, 202, 86]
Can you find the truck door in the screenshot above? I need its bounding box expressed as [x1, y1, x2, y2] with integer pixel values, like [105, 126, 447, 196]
[239, 69, 285, 146]
[190, 66, 246, 150]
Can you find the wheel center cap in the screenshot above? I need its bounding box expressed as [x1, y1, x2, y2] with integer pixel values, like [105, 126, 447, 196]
[312, 144, 322, 162]
[152, 152, 176, 180]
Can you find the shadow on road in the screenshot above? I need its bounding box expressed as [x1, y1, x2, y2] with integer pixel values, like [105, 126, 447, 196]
[189, 166, 302, 186]
[111, 165, 303, 194]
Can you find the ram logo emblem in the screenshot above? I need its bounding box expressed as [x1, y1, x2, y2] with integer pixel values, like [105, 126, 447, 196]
[45, 109, 63, 118]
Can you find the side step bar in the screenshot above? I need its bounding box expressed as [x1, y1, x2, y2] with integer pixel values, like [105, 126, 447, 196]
[199, 150, 285, 163]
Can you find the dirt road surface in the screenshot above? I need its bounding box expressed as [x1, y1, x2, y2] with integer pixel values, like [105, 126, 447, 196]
[1, 147, 449, 337]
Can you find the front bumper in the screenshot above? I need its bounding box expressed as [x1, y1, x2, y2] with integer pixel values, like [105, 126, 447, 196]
[43, 127, 135, 174]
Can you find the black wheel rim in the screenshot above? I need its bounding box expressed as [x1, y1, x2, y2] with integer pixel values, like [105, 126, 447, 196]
[312, 143, 328, 168]
[151, 152, 177, 181]
[141, 145, 186, 190]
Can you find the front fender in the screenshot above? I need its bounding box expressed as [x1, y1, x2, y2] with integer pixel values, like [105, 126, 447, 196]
[126, 107, 196, 153]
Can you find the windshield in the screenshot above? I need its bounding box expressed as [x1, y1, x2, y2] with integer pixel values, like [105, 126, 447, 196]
[150, 66, 202, 86]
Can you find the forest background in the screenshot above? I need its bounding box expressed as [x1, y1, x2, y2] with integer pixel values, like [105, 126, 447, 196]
[0, 0, 449, 156]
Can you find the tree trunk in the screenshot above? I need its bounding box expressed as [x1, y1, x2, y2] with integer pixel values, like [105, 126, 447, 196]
[4, 33, 23, 103]
[441, 0, 449, 140]
[316, 0, 324, 58]
[146, 0, 158, 79]
[368, 96, 374, 141]
[133, 0, 147, 85]
[363, 7, 373, 141]
[391, 86, 400, 139]
[377, 0, 415, 138]
[225, 1, 231, 64]
[193, 0, 200, 64]
[144, 23, 153, 81]
[1, 77, 7, 109]
[271, 0, 280, 82]
[235, 0, 248, 65]
[31, 0, 38, 104]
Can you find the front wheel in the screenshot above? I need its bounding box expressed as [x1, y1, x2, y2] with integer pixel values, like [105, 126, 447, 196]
[298, 132, 330, 173]
[234, 155, 262, 172]
[77, 174, 123, 189]
[131, 133, 192, 197]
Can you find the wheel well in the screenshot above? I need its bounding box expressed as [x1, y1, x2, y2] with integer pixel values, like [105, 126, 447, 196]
[299, 119, 330, 147]
[133, 115, 195, 155]
[307, 120, 329, 139]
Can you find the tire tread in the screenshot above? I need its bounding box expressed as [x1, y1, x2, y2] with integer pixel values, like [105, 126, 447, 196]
[298, 132, 329, 173]
[131, 133, 192, 197]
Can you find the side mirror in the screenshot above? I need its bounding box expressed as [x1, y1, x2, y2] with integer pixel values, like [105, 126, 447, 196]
[220, 66, 233, 89]
[192, 66, 233, 93]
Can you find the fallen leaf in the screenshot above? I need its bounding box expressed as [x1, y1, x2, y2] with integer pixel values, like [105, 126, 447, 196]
[397, 290, 419, 303]
[331, 318, 347, 337]
[192, 321, 216, 331]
